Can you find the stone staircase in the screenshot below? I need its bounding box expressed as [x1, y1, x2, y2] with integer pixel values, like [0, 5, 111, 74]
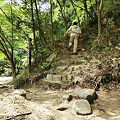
[43, 64, 83, 85]
[42, 55, 103, 89]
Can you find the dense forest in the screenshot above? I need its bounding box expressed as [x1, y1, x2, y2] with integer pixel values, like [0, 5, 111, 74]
[0, 0, 120, 86]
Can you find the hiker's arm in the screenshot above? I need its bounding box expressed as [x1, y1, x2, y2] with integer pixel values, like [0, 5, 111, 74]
[64, 27, 72, 36]
[79, 33, 83, 38]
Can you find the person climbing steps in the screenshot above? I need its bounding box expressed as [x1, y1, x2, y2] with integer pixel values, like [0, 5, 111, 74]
[64, 22, 82, 55]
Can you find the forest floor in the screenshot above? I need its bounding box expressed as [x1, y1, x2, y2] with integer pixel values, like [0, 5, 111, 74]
[0, 54, 120, 120]
[0, 83, 120, 120]
[0, 37, 120, 120]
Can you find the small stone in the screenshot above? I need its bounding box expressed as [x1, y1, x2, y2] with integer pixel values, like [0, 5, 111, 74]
[53, 75, 62, 81]
[73, 99, 92, 115]
[62, 94, 73, 102]
[12, 89, 27, 98]
[62, 75, 67, 82]
[46, 74, 53, 81]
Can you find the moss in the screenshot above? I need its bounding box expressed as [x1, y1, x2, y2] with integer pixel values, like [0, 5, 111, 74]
[8, 69, 29, 88]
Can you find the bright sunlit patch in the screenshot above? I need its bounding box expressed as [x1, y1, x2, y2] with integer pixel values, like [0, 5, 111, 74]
[0, 53, 5, 60]
[3, 0, 50, 11]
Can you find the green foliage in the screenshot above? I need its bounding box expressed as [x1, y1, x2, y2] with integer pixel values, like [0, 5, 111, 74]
[103, 0, 120, 25]
[80, 59, 87, 64]
[0, 0, 120, 87]
[39, 62, 51, 70]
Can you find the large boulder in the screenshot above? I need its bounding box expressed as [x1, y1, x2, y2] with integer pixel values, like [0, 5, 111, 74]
[71, 89, 97, 103]
[73, 99, 92, 115]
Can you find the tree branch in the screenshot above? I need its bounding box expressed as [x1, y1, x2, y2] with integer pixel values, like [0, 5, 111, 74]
[0, 8, 29, 38]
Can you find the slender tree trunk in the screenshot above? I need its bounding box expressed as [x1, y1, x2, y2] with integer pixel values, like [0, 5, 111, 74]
[50, 0, 54, 47]
[56, 0, 68, 30]
[70, 0, 80, 27]
[34, 0, 46, 46]
[9, 59, 16, 78]
[10, 0, 16, 78]
[30, 0, 37, 53]
[28, 38, 32, 74]
[83, 0, 95, 20]
[95, 0, 98, 16]
[98, 0, 103, 38]
[89, 0, 97, 18]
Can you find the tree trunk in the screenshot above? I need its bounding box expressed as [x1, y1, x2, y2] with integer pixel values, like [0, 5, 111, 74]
[30, 0, 37, 53]
[83, 0, 95, 21]
[98, 0, 103, 38]
[34, 0, 46, 46]
[56, 0, 68, 30]
[70, 0, 81, 27]
[9, 58, 16, 78]
[28, 38, 32, 74]
[50, 0, 54, 47]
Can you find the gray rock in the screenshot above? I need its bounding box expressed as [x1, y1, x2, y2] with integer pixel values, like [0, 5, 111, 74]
[46, 53, 56, 62]
[56, 103, 69, 111]
[67, 66, 74, 72]
[72, 89, 97, 103]
[74, 65, 81, 71]
[73, 99, 92, 115]
[53, 75, 62, 81]
[46, 74, 53, 81]
[67, 75, 73, 81]
[62, 75, 67, 82]
[111, 115, 120, 120]
[12, 89, 27, 98]
[62, 94, 73, 102]
[57, 66, 68, 72]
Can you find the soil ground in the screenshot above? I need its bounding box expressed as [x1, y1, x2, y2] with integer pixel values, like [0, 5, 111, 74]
[0, 80, 120, 120]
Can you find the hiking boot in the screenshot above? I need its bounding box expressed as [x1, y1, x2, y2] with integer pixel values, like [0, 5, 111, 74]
[71, 53, 78, 55]
[67, 46, 72, 51]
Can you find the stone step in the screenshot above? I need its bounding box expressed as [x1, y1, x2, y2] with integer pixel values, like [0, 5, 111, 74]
[43, 74, 74, 84]
[44, 73, 85, 85]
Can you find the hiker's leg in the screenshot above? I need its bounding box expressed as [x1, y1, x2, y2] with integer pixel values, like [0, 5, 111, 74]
[73, 36, 78, 53]
[69, 36, 74, 47]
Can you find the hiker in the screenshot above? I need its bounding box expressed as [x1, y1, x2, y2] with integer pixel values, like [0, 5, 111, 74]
[64, 22, 82, 55]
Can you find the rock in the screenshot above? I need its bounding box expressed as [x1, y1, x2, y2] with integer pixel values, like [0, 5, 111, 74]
[46, 74, 53, 81]
[62, 95, 73, 102]
[12, 89, 27, 98]
[73, 99, 92, 115]
[0, 85, 14, 89]
[67, 66, 74, 72]
[62, 94, 73, 102]
[73, 77, 84, 85]
[46, 53, 56, 62]
[57, 66, 68, 72]
[62, 75, 67, 82]
[111, 115, 120, 120]
[67, 75, 73, 81]
[53, 75, 62, 81]
[56, 103, 69, 111]
[74, 65, 81, 71]
[72, 89, 97, 103]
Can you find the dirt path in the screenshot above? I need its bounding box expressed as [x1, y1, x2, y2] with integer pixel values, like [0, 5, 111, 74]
[0, 77, 13, 85]
[26, 87, 120, 120]
[0, 85, 119, 120]
[0, 76, 119, 120]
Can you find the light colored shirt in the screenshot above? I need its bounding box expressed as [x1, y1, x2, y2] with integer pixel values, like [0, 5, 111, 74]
[68, 25, 81, 37]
